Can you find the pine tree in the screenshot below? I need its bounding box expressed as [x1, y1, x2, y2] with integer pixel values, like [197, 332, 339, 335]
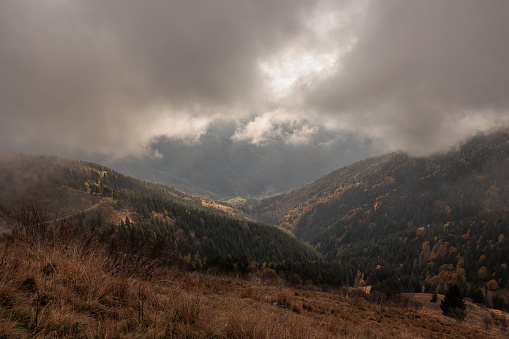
[430, 291, 438, 303]
[440, 284, 466, 322]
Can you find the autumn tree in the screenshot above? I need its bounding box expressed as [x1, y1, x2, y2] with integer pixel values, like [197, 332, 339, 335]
[486, 279, 499, 291]
[477, 266, 489, 281]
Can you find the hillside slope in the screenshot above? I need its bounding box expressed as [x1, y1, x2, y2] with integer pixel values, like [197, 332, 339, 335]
[0, 152, 321, 264]
[2, 230, 508, 338]
[255, 130, 509, 291]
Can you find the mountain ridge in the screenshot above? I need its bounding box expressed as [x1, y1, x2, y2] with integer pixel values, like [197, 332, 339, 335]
[253, 129, 509, 292]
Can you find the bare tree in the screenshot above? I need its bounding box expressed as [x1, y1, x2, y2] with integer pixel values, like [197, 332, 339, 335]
[4, 201, 49, 244]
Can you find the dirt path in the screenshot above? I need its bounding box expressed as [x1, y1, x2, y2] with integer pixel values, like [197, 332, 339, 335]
[0, 202, 103, 234]
[48, 202, 103, 223]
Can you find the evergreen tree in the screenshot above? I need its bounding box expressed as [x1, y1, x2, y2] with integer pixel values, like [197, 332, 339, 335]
[430, 291, 438, 303]
[440, 284, 466, 322]
[468, 288, 485, 305]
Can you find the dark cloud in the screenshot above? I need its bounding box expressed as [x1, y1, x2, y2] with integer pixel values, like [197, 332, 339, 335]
[1, 0, 508, 160]
[0, 0, 316, 157]
[304, 0, 509, 154]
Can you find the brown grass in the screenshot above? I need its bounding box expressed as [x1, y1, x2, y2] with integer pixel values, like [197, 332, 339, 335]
[0, 231, 508, 338]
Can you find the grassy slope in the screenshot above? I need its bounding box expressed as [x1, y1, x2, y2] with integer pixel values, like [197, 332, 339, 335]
[1, 237, 508, 338]
[0, 153, 98, 216]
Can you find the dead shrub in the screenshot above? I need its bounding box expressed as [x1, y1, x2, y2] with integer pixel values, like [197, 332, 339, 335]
[225, 308, 320, 339]
[0, 287, 14, 309]
[0, 320, 29, 338]
[483, 315, 493, 331]
[273, 292, 292, 309]
[19, 277, 37, 293]
[490, 312, 508, 332]
[240, 286, 263, 301]
[225, 310, 277, 338]
[173, 293, 201, 325]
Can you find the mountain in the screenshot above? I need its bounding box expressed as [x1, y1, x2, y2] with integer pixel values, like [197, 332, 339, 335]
[254, 130, 509, 291]
[0, 152, 320, 264]
[1, 150, 508, 337]
[103, 129, 376, 199]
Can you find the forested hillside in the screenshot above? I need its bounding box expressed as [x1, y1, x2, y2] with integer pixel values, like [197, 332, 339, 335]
[255, 130, 509, 296]
[0, 153, 320, 264]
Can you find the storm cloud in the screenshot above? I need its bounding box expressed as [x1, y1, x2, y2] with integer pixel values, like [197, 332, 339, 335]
[0, 0, 316, 157]
[302, 0, 509, 154]
[1, 0, 508, 158]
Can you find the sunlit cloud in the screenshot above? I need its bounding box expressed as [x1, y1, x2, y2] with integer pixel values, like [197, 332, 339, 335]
[259, 0, 367, 102]
[232, 110, 319, 146]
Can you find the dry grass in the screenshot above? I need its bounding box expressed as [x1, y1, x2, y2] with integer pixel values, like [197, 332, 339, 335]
[0, 234, 508, 338]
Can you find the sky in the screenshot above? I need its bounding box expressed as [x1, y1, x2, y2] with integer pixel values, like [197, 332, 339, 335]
[1, 0, 509, 160]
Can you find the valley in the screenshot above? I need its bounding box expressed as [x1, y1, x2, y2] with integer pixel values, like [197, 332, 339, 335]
[2, 2, 509, 337]
[0, 130, 508, 338]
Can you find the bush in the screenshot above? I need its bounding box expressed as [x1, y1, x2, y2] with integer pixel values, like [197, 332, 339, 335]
[262, 268, 277, 280]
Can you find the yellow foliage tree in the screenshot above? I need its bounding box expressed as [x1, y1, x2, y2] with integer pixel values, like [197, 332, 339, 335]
[477, 266, 489, 281]
[486, 279, 499, 291]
